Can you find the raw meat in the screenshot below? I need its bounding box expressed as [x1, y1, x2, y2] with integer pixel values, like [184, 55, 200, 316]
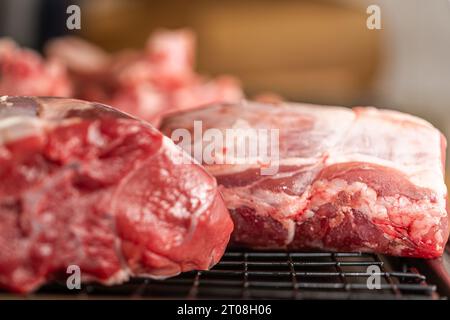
[161, 101, 449, 258]
[0, 39, 72, 97]
[0, 30, 243, 126]
[0, 96, 232, 293]
[45, 30, 243, 126]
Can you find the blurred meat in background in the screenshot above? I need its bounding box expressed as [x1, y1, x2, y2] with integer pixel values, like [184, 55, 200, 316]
[44, 30, 243, 126]
[0, 38, 73, 96]
[1, 0, 450, 167]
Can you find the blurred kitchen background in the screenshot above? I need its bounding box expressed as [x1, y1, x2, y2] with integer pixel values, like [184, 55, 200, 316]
[1, 0, 450, 163]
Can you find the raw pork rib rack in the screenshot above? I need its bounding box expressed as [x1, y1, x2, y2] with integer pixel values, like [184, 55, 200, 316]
[0, 96, 233, 293]
[161, 101, 449, 258]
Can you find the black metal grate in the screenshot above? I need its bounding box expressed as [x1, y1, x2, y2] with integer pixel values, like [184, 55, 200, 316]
[21, 250, 442, 300]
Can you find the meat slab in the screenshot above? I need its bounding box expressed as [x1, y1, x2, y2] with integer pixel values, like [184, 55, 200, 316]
[0, 96, 232, 293]
[161, 101, 449, 258]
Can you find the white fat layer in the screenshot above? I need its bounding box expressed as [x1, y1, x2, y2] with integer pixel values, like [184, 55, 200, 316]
[357, 107, 434, 128]
[193, 103, 447, 205]
[330, 108, 446, 198]
[0, 116, 44, 144]
[87, 121, 107, 147]
[36, 99, 91, 119]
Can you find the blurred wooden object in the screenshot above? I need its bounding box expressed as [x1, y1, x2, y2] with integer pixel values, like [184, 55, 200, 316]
[81, 0, 379, 105]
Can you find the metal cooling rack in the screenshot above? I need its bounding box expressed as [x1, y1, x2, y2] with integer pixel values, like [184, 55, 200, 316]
[20, 250, 443, 300]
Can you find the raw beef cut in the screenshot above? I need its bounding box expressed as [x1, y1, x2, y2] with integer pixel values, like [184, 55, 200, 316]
[0, 96, 233, 293]
[161, 101, 449, 258]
